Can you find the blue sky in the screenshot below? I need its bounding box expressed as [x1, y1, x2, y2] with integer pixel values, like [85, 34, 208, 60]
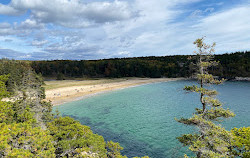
[0, 0, 250, 60]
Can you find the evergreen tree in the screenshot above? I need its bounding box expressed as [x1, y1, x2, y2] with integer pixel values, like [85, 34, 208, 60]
[176, 37, 235, 157]
[231, 127, 250, 157]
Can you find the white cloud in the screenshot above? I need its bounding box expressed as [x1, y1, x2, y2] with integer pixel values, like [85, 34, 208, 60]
[20, 19, 44, 29]
[0, 24, 17, 36]
[0, 3, 23, 15]
[0, 22, 11, 28]
[0, 0, 250, 60]
[114, 51, 131, 57]
[196, 6, 250, 35]
[190, 7, 214, 18]
[0, 0, 138, 28]
[109, 2, 250, 56]
[204, 8, 214, 12]
[82, 1, 137, 23]
[190, 10, 203, 17]
[31, 40, 48, 47]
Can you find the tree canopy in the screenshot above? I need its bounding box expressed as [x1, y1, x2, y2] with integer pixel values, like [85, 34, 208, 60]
[176, 38, 249, 158]
[29, 51, 250, 79]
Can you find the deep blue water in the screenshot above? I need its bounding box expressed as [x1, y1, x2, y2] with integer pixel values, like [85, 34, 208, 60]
[54, 80, 250, 158]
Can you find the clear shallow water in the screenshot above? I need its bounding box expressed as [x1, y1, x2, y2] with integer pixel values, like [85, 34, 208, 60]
[54, 80, 250, 158]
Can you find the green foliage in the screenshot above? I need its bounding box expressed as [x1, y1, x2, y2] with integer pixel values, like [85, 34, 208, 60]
[0, 59, 31, 93]
[184, 85, 218, 96]
[231, 127, 250, 157]
[106, 141, 127, 158]
[0, 101, 14, 123]
[0, 122, 55, 157]
[177, 134, 199, 146]
[0, 75, 9, 99]
[14, 105, 36, 124]
[176, 38, 236, 158]
[0, 74, 9, 83]
[47, 116, 107, 157]
[202, 97, 222, 107]
[56, 73, 65, 80]
[40, 100, 54, 122]
[203, 107, 235, 120]
[178, 116, 233, 157]
[30, 51, 250, 79]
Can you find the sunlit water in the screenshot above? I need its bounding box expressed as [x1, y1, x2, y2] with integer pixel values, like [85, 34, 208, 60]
[54, 80, 250, 158]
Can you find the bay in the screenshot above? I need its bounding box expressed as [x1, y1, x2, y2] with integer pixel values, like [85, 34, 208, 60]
[54, 80, 250, 158]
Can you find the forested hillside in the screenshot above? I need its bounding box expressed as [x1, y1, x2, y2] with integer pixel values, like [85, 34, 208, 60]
[30, 51, 250, 79]
[0, 60, 148, 158]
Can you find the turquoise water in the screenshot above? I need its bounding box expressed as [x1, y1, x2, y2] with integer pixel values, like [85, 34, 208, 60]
[54, 80, 250, 158]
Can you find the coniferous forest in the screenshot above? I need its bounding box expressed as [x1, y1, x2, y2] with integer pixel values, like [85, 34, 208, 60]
[30, 51, 250, 79]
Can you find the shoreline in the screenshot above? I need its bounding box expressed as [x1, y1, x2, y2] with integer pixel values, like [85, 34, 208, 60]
[44, 78, 184, 106]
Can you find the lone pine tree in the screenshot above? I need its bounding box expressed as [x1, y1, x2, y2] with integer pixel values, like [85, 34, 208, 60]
[176, 37, 235, 158]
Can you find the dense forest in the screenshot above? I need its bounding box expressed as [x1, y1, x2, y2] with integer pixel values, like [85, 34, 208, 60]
[0, 60, 148, 158]
[30, 51, 250, 79]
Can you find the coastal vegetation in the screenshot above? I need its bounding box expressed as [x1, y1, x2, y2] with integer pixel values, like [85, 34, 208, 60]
[0, 60, 148, 157]
[30, 51, 250, 79]
[176, 38, 250, 157]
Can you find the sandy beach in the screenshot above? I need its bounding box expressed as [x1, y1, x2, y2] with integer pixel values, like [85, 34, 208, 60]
[44, 78, 183, 106]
